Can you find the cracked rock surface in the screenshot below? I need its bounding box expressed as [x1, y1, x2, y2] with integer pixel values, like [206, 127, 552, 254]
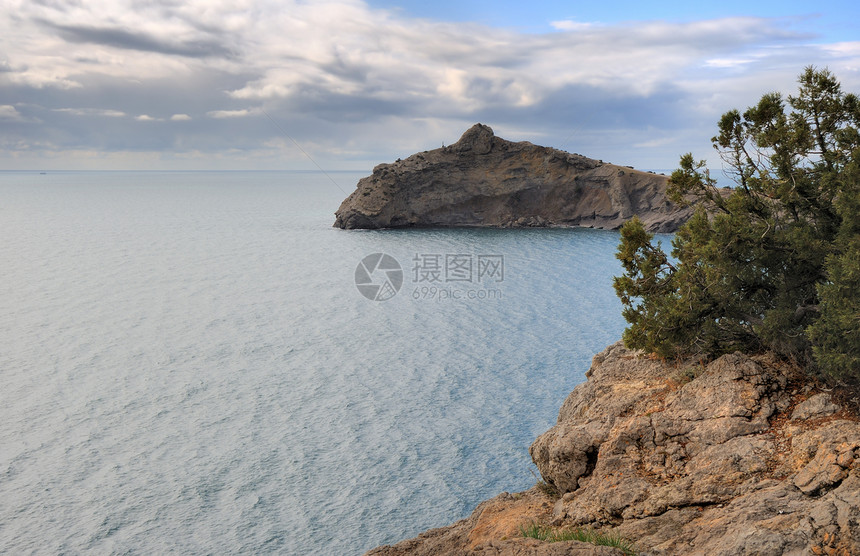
[368, 343, 860, 556]
[335, 124, 693, 233]
[534, 343, 860, 555]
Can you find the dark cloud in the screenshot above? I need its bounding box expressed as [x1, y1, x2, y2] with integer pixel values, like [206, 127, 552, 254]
[493, 83, 692, 130]
[273, 85, 422, 124]
[38, 19, 234, 59]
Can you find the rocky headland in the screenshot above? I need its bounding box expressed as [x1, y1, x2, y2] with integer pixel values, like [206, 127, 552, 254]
[367, 342, 860, 555]
[334, 124, 693, 233]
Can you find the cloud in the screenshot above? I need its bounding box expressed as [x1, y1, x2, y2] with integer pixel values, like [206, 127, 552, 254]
[821, 41, 860, 72]
[633, 137, 678, 149]
[54, 108, 127, 117]
[0, 104, 24, 120]
[704, 58, 755, 68]
[38, 20, 235, 59]
[550, 20, 599, 31]
[0, 1, 857, 170]
[206, 108, 262, 119]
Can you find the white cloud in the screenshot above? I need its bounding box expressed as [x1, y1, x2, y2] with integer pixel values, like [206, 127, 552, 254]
[135, 114, 158, 121]
[550, 20, 598, 31]
[820, 42, 860, 82]
[821, 41, 860, 56]
[170, 113, 191, 121]
[704, 58, 754, 68]
[0, 104, 23, 120]
[53, 108, 126, 117]
[633, 137, 677, 149]
[204, 13, 796, 128]
[206, 108, 262, 119]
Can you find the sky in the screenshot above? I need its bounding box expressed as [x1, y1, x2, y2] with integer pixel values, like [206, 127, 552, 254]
[1, 0, 859, 172]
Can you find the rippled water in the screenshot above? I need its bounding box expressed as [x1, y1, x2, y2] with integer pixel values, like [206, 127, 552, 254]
[0, 171, 632, 555]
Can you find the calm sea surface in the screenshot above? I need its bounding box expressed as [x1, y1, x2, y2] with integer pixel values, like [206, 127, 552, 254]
[0, 171, 634, 555]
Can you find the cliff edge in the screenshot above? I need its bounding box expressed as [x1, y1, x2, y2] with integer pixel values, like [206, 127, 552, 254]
[335, 124, 693, 233]
[368, 342, 860, 555]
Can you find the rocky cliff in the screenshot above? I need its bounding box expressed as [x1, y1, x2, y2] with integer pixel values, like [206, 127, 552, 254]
[334, 124, 693, 233]
[367, 343, 860, 556]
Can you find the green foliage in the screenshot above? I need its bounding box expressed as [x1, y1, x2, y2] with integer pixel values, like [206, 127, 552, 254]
[519, 522, 637, 555]
[614, 67, 860, 380]
[808, 159, 860, 378]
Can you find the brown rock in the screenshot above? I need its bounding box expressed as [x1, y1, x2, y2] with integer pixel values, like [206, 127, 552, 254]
[791, 393, 841, 421]
[530, 344, 860, 555]
[366, 343, 860, 555]
[365, 489, 625, 556]
[335, 124, 693, 232]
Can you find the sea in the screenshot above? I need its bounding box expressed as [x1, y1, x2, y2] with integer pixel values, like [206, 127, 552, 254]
[0, 170, 644, 555]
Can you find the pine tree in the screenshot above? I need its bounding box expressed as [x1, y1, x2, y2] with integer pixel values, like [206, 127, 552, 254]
[614, 67, 860, 379]
[808, 158, 860, 378]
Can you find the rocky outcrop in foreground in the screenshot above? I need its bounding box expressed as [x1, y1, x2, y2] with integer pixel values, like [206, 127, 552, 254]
[368, 343, 860, 555]
[335, 124, 693, 233]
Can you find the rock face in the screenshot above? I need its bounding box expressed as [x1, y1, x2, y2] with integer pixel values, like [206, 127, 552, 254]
[335, 124, 693, 233]
[366, 490, 627, 556]
[367, 343, 860, 555]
